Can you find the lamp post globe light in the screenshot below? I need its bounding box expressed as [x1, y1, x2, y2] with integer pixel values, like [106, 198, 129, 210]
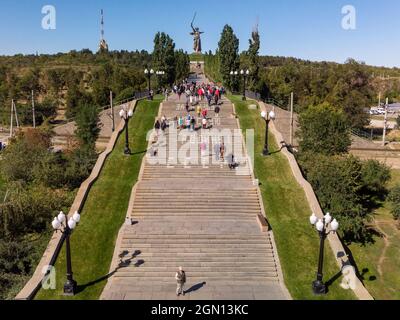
[155, 71, 166, 93]
[52, 210, 81, 296]
[309, 212, 339, 295]
[119, 107, 134, 155]
[240, 69, 250, 101]
[260, 110, 276, 156]
[144, 68, 155, 100]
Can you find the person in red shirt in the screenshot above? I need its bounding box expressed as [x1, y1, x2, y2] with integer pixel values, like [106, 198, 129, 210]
[215, 88, 220, 105]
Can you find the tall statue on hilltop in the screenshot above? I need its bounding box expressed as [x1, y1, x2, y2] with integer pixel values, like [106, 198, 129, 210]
[190, 13, 204, 53]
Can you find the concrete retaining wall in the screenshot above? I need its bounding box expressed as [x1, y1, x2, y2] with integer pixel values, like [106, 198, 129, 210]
[15, 99, 139, 300]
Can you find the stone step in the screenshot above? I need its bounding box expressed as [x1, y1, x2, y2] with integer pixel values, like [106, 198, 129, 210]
[117, 266, 277, 273]
[131, 217, 257, 222]
[120, 240, 272, 246]
[121, 242, 272, 248]
[121, 234, 269, 239]
[114, 271, 278, 278]
[118, 248, 273, 255]
[118, 257, 275, 264]
[135, 191, 256, 194]
[131, 211, 260, 215]
[118, 262, 276, 268]
[111, 277, 280, 285]
[132, 205, 260, 210]
[132, 200, 260, 204]
[117, 252, 275, 258]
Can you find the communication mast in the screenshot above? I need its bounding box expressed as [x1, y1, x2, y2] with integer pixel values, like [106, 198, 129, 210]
[98, 9, 109, 52]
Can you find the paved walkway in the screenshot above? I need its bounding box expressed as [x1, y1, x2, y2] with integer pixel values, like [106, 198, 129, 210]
[101, 73, 289, 300]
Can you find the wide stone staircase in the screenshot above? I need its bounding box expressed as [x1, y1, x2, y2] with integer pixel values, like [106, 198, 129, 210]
[101, 74, 289, 300]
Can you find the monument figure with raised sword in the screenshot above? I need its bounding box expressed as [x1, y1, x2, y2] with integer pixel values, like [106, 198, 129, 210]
[190, 13, 204, 53]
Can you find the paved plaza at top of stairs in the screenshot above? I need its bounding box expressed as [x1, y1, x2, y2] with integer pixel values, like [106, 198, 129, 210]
[101, 74, 289, 300]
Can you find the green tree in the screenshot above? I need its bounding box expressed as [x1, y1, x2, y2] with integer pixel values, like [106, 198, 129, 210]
[75, 104, 100, 149]
[218, 25, 239, 90]
[175, 50, 190, 83]
[297, 103, 351, 155]
[66, 82, 93, 119]
[298, 154, 389, 243]
[0, 129, 52, 183]
[246, 26, 260, 91]
[152, 32, 176, 86]
[388, 185, 400, 221]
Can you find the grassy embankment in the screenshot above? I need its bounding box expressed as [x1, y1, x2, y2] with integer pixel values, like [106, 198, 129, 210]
[230, 95, 355, 300]
[36, 97, 162, 300]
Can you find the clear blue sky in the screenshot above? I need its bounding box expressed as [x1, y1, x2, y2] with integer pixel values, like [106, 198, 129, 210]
[0, 0, 399, 67]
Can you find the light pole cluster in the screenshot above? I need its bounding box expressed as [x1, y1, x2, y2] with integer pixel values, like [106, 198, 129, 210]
[309, 212, 339, 295]
[144, 69, 166, 100]
[51, 211, 81, 296]
[144, 68, 154, 100]
[119, 106, 134, 155]
[230, 69, 250, 100]
[260, 110, 276, 156]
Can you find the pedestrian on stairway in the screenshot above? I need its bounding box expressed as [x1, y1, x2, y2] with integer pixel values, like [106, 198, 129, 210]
[191, 116, 196, 132]
[161, 119, 167, 132]
[178, 116, 184, 130]
[215, 88, 220, 105]
[214, 105, 220, 118]
[154, 119, 161, 136]
[176, 266, 186, 296]
[186, 115, 191, 130]
[220, 142, 225, 161]
[202, 117, 207, 130]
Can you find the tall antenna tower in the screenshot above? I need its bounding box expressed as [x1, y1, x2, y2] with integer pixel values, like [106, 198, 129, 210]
[252, 16, 259, 35]
[98, 9, 109, 52]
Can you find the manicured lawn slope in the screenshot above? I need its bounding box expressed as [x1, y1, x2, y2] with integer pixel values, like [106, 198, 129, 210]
[230, 95, 355, 300]
[35, 97, 162, 300]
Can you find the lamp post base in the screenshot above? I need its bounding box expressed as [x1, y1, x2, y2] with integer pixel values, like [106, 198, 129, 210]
[312, 280, 326, 295]
[124, 147, 131, 155]
[242, 96, 246, 101]
[262, 148, 269, 156]
[63, 279, 77, 296]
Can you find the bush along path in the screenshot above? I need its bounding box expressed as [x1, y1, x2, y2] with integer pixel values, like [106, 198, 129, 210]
[35, 97, 162, 300]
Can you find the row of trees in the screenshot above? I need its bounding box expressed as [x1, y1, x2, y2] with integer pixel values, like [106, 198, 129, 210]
[204, 24, 261, 93]
[0, 42, 190, 125]
[0, 102, 99, 299]
[204, 25, 400, 130]
[296, 104, 393, 243]
[0, 32, 190, 299]
[203, 24, 400, 242]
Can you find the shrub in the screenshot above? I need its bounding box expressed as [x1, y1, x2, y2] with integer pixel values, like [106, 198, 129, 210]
[298, 153, 390, 243]
[388, 185, 400, 221]
[297, 103, 351, 156]
[115, 87, 135, 102]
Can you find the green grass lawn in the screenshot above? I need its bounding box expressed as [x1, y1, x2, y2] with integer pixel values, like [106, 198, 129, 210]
[229, 95, 356, 300]
[35, 97, 162, 300]
[347, 170, 400, 300]
[189, 53, 204, 61]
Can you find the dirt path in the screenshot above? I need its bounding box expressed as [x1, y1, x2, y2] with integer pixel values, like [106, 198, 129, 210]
[374, 221, 391, 276]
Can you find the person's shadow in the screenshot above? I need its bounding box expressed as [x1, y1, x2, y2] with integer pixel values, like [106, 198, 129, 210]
[184, 282, 207, 294]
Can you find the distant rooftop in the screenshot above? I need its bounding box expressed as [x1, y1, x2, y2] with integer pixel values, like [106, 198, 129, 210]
[388, 103, 400, 109]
